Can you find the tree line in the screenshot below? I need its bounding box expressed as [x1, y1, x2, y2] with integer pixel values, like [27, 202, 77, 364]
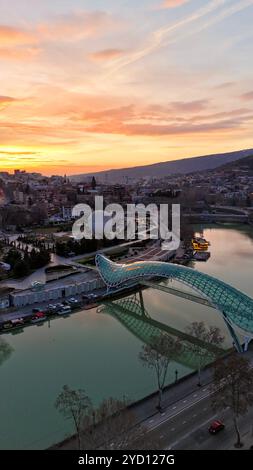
[3, 248, 51, 278]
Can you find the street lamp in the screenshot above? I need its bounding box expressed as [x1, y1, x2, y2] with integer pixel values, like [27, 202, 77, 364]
[175, 369, 178, 383]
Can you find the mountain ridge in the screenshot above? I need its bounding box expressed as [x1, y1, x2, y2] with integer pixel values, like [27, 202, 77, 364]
[70, 148, 253, 182]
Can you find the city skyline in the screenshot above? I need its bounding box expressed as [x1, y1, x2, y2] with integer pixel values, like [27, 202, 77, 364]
[1, 0, 253, 175]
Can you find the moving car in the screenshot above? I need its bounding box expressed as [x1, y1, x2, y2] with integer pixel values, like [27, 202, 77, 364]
[208, 420, 225, 434]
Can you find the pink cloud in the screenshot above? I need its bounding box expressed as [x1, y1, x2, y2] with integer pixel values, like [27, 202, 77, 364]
[161, 0, 190, 8]
[38, 11, 117, 41]
[87, 119, 241, 137]
[170, 100, 209, 113]
[89, 48, 126, 62]
[70, 100, 250, 137]
[241, 91, 253, 101]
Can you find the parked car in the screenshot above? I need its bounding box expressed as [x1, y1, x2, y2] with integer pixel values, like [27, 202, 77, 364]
[48, 304, 56, 310]
[55, 303, 64, 309]
[32, 308, 41, 313]
[57, 306, 71, 315]
[11, 318, 24, 328]
[2, 321, 13, 330]
[209, 420, 225, 434]
[31, 312, 46, 323]
[67, 298, 80, 308]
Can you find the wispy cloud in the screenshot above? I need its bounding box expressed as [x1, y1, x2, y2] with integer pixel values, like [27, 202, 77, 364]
[87, 118, 242, 137]
[0, 150, 40, 155]
[170, 100, 209, 113]
[108, 0, 253, 73]
[38, 11, 119, 41]
[107, 0, 227, 72]
[0, 11, 120, 62]
[182, 0, 253, 42]
[214, 81, 235, 89]
[241, 91, 253, 101]
[0, 46, 40, 61]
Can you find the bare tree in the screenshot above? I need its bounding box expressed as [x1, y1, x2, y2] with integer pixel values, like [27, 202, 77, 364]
[211, 354, 253, 448]
[139, 334, 182, 411]
[185, 321, 224, 387]
[55, 385, 91, 450]
[81, 397, 157, 450]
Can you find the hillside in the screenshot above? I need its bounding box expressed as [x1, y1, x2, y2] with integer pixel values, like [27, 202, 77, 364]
[70, 149, 253, 182]
[219, 154, 253, 172]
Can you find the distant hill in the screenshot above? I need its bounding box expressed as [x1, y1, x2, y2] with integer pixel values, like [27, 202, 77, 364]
[70, 149, 253, 182]
[218, 154, 253, 171]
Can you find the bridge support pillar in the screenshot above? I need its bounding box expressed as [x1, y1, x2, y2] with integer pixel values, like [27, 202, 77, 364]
[139, 290, 145, 316]
[222, 311, 243, 353]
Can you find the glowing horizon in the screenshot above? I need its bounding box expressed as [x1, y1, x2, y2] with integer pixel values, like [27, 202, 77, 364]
[0, 0, 253, 176]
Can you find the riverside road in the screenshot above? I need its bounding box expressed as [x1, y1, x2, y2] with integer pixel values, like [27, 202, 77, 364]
[54, 344, 253, 450]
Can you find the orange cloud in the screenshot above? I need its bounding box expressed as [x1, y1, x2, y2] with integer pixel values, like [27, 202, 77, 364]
[0, 95, 16, 111]
[0, 25, 35, 45]
[0, 24, 39, 61]
[89, 48, 126, 62]
[0, 150, 40, 155]
[0, 46, 40, 61]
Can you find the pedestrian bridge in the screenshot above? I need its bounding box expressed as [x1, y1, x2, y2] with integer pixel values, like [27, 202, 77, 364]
[96, 254, 253, 351]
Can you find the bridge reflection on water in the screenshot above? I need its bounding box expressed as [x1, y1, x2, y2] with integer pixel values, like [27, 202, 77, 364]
[98, 291, 225, 371]
[96, 254, 253, 354]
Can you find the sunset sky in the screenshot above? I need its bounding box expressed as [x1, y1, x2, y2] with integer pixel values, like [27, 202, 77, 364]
[0, 0, 253, 175]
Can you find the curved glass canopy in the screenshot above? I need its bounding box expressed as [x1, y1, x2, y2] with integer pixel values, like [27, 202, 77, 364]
[96, 254, 253, 335]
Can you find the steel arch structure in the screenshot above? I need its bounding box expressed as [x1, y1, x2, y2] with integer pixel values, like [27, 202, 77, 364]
[96, 254, 253, 341]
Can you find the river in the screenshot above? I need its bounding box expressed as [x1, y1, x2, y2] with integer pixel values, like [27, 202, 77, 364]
[0, 224, 252, 449]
